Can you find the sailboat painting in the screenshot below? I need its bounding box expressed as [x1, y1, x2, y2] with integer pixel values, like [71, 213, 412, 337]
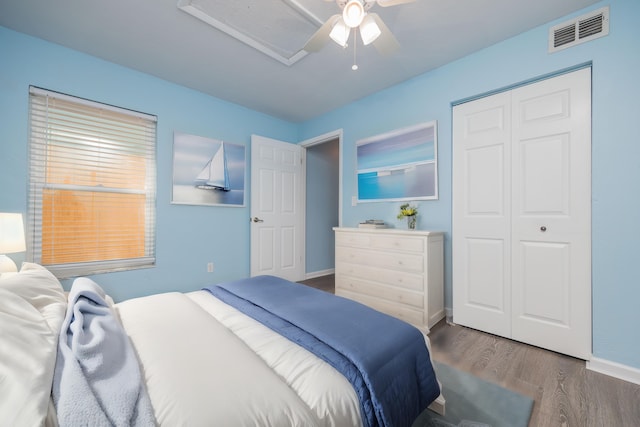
[194, 142, 230, 191]
[172, 132, 246, 206]
[357, 121, 438, 202]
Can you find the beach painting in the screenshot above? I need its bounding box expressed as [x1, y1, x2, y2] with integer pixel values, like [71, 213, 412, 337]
[357, 121, 438, 202]
[172, 132, 246, 206]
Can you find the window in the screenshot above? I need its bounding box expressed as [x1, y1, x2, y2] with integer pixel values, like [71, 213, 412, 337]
[28, 87, 157, 278]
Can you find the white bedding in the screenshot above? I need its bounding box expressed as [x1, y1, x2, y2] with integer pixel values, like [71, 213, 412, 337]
[116, 291, 362, 427]
[1, 265, 438, 426]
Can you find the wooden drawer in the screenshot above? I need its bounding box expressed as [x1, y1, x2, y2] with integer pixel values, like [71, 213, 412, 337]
[336, 232, 425, 253]
[335, 261, 424, 291]
[336, 289, 425, 326]
[335, 246, 424, 273]
[336, 276, 424, 309]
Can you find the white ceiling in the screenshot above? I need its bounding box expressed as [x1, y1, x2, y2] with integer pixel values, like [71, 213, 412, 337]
[0, 0, 600, 122]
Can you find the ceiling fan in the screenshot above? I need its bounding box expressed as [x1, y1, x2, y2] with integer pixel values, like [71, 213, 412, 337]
[304, 0, 415, 57]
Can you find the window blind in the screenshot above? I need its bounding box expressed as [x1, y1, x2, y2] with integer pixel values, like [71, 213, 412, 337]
[28, 87, 157, 278]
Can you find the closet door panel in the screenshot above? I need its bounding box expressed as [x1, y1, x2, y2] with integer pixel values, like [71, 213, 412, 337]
[453, 92, 511, 338]
[511, 68, 591, 360]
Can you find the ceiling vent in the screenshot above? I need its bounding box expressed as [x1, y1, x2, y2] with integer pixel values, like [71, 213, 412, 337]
[549, 6, 609, 53]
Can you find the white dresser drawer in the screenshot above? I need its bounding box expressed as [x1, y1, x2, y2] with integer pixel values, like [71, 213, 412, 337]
[336, 232, 425, 253]
[335, 261, 424, 291]
[335, 246, 424, 273]
[336, 276, 424, 309]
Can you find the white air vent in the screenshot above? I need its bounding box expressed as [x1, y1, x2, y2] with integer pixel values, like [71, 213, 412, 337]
[549, 6, 609, 53]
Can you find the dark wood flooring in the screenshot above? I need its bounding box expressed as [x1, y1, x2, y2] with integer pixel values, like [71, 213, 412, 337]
[298, 274, 640, 427]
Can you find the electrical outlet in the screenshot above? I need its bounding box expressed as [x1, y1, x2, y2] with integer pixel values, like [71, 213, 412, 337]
[207, 262, 214, 273]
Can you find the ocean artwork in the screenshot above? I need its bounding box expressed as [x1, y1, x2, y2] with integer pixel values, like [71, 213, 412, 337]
[172, 132, 246, 206]
[357, 121, 438, 202]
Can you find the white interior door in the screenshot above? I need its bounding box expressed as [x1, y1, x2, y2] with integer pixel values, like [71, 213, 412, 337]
[452, 91, 513, 338]
[453, 68, 592, 359]
[510, 68, 591, 359]
[250, 135, 305, 282]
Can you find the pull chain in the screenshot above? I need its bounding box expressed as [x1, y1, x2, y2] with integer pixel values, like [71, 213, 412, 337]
[352, 29, 358, 71]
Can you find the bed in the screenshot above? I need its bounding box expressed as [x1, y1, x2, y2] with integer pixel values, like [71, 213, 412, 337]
[0, 263, 442, 427]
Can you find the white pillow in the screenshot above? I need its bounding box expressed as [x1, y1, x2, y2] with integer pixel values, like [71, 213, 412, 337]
[0, 263, 66, 426]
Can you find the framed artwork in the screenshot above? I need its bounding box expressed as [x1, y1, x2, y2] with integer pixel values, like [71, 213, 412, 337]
[356, 121, 438, 202]
[171, 132, 246, 206]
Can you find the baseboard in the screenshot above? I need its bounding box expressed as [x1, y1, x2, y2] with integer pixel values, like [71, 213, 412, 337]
[587, 356, 640, 385]
[305, 268, 335, 280]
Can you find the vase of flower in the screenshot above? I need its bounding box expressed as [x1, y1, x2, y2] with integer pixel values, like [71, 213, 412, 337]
[407, 215, 417, 230]
[397, 203, 418, 230]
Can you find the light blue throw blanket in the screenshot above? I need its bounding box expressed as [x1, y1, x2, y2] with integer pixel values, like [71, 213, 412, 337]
[52, 278, 155, 427]
[205, 275, 440, 427]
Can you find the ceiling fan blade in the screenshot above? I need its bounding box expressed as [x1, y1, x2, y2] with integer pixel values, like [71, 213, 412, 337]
[369, 13, 400, 55]
[376, 0, 416, 7]
[303, 14, 341, 52]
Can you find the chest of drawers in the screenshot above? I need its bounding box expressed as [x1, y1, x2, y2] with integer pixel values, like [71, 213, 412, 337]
[333, 227, 444, 334]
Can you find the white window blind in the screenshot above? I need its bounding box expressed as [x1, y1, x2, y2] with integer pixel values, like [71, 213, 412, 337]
[28, 87, 157, 278]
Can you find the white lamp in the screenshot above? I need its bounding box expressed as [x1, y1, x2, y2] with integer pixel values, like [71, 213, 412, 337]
[0, 213, 26, 274]
[330, 19, 350, 47]
[342, 0, 365, 28]
[360, 14, 381, 45]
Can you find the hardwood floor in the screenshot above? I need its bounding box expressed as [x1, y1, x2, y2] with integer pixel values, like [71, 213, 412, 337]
[298, 274, 640, 427]
[297, 274, 336, 293]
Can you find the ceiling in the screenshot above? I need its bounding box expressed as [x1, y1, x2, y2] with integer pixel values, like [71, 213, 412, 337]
[0, 0, 600, 123]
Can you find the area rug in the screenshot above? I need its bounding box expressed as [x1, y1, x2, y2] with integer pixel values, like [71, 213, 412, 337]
[412, 361, 534, 427]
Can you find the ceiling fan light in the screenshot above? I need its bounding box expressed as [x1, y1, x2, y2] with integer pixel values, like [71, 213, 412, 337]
[359, 14, 381, 45]
[329, 19, 350, 47]
[343, 0, 365, 28]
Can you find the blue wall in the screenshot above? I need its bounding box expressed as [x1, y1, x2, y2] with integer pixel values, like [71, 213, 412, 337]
[1, 0, 639, 371]
[0, 26, 297, 302]
[300, 0, 640, 370]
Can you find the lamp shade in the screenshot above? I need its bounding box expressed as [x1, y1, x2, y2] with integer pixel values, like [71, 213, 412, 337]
[330, 19, 350, 47]
[0, 213, 26, 253]
[360, 14, 381, 45]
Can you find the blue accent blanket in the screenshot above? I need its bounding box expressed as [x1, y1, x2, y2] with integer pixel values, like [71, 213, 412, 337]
[204, 275, 440, 427]
[52, 278, 155, 427]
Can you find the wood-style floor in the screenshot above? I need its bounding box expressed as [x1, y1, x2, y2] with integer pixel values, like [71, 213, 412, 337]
[298, 274, 640, 427]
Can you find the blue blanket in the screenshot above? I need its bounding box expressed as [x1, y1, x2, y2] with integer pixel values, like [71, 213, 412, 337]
[52, 278, 155, 427]
[205, 275, 440, 427]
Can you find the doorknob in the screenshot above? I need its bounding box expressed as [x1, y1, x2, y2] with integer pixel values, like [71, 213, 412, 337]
[252, 217, 264, 223]
[540, 226, 547, 232]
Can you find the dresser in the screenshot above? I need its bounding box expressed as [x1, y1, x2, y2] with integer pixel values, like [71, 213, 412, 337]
[333, 227, 444, 334]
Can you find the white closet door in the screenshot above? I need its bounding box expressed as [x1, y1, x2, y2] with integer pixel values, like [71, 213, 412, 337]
[510, 68, 591, 359]
[452, 91, 512, 337]
[453, 68, 591, 360]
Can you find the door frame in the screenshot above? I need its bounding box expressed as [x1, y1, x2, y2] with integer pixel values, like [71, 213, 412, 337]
[300, 128, 343, 229]
[249, 129, 342, 281]
[300, 129, 343, 279]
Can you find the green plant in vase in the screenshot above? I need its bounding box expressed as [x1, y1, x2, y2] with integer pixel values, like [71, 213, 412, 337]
[397, 203, 418, 230]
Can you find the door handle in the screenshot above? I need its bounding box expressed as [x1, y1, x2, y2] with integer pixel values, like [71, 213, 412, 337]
[252, 217, 264, 223]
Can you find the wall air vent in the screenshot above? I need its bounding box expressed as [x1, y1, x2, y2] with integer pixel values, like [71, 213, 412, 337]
[549, 6, 609, 53]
